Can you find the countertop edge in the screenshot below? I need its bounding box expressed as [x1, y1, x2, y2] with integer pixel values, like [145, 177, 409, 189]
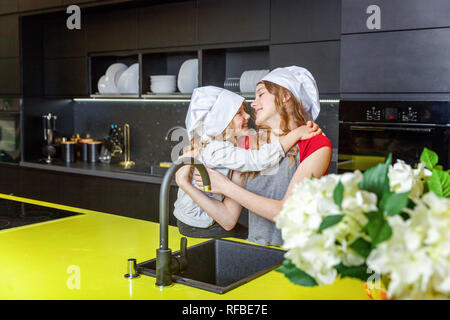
[19, 161, 175, 185]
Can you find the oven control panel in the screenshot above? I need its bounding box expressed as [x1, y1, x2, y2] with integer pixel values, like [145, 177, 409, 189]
[365, 106, 381, 121]
[364, 106, 419, 122]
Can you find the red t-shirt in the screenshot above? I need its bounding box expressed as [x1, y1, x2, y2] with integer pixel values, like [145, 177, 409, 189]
[297, 134, 333, 174]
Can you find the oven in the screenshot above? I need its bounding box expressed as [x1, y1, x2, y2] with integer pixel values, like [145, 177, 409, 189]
[0, 98, 21, 164]
[338, 100, 450, 173]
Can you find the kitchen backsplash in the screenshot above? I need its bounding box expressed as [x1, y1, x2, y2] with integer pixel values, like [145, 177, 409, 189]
[23, 98, 338, 173]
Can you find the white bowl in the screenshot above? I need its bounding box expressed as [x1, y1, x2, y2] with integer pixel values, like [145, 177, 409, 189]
[178, 59, 198, 94]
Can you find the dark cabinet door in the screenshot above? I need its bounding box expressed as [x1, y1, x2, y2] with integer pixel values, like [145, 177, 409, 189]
[341, 28, 450, 93]
[43, 15, 86, 58]
[20, 168, 63, 205]
[44, 57, 88, 96]
[0, 58, 21, 95]
[270, 42, 340, 95]
[0, 0, 18, 15]
[271, 0, 341, 44]
[0, 15, 19, 58]
[87, 8, 138, 52]
[0, 165, 20, 195]
[18, 0, 62, 12]
[198, 0, 269, 44]
[139, 1, 197, 49]
[342, 0, 450, 34]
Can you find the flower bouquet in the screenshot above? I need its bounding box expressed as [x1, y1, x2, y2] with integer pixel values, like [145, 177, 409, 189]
[275, 148, 450, 300]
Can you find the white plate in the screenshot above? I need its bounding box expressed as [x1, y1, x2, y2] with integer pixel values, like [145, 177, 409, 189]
[178, 59, 198, 94]
[117, 63, 139, 94]
[106, 63, 127, 83]
[103, 73, 119, 94]
[97, 75, 107, 94]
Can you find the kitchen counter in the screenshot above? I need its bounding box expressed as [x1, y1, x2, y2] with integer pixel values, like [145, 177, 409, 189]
[0, 193, 369, 300]
[20, 160, 171, 185]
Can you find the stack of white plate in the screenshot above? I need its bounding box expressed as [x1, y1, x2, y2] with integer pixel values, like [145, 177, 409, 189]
[97, 62, 139, 95]
[150, 75, 177, 94]
[177, 59, 198, 94]
[239, 69, 270, 93]
[117, 63, 139, 94]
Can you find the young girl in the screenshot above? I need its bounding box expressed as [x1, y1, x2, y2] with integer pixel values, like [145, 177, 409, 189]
[173, 86, 322, 238]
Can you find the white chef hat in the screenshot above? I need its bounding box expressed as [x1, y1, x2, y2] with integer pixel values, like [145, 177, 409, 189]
[185, 86, 245, 141]
[261, 66, 320, 121]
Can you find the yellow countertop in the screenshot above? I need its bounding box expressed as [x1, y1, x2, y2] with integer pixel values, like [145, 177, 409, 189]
[0, 194, 369, 300]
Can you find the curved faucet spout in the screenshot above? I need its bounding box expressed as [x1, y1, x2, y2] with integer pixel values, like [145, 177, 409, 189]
[156, 157, 211, 287]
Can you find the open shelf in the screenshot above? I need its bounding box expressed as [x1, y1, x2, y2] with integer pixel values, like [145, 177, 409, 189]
[201, 45, 269, 93]
[142, 51, 199, 95]
[89, 54, 139, 96]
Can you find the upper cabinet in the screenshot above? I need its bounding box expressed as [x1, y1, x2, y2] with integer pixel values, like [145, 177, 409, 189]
[0, 15, 19, 58]
[271, 0, 341, 44]
[43, 15, 86, 58]
[0, 0, 18, 15]
[342, 0, 450, 34]
[87, 8, 138, 52]
[18, 0, 62, 12]
[341, 28, 450, 93]
[139, 1, 197, 49]
[0, 58, 21, 95]
[198, 0, 270, 45]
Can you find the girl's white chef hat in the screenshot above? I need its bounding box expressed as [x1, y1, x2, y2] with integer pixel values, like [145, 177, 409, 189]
[261, 66, 320, 121]
[185, 86, 245, 141]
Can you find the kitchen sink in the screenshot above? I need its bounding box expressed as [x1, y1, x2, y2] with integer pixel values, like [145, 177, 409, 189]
[136, 239, 286, 294]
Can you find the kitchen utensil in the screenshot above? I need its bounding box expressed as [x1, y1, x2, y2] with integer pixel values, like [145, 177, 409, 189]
[61, 141, 75, 163]
[224, 78, 240, 92]
[120, 124, 135, 169]
[42, 113, 57, 164]
[79, 138, 93, 162]
[177, 59, 198, 94]
[87, 141, 102, 163]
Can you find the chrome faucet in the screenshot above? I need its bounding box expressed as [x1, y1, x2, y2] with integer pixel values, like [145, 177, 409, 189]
[156, 157, 211, 287]
[165, 126, 187, 141]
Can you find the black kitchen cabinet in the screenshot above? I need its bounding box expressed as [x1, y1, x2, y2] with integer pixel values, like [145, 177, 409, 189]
[0, 15, 19, 58]
[87, 8, 138, 52]
[20, 168, 63, 204]
[270, 0, 341, 44]
[44, 57, 88, 96]
[198, 0, 269, 45]
[43, 15, 86, 58]
[342, 0, 450, 34]
[0, 58, 21, 95]
[18, 0, 63, 12]
[270, 42, 340, 95]
[0, 165, 20, 195]
[341, 28, 450, 94]
[138, 1, 197, 49]
[0, 0, 18, 15]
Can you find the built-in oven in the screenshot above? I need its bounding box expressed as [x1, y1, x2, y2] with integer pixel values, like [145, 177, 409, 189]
[338, 100, 450, 173]
[0, 98, 21, 164]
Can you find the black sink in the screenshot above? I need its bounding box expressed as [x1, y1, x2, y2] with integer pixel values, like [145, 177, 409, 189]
[136, 239, 286, 294]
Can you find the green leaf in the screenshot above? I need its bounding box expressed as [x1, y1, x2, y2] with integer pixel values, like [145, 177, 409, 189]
[379, 191, 410, 216]
[335, 263, 370, 282]
[359, 153, 392, 200]
[276, 259, 318, 287]
[429, 169, 450, 198]
[317, 214, 344, 233]
[350, 237, 372, 259]
[363, 211, 393, 247]
[333, 181, 344, 209]
[420, 147, 439, 170]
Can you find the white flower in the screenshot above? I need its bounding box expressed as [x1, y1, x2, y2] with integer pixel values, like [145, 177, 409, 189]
[276, 171, 378, 285]
[388, 160, 431, 199]
[367, 192, 450, 300]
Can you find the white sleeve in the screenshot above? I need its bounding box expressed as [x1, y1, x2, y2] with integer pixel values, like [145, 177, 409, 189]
[202, 140, 285, 172]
